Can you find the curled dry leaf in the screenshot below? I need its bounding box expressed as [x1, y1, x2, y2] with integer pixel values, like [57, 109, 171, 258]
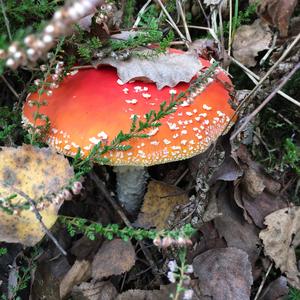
[258, 0, 298, 37]
[0, 145, 74, 246]
[94, 51, 202, 89]
[232, 19, 272, 67]
[193, 247, 253, 300]
[135, 180, 189, 230]
[259, 207, 300, 289]
[92, 239, 135, 280]
[72, 281, 117, 300]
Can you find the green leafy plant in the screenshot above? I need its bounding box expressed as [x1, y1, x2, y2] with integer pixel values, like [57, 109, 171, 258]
[0, 247, 7, 256]
[77, 35, 102, 62]
[60, 216, 195, 242]
[110, 18, 174, 57]
[288, 287, 300, 300]
[0, 107, 21, 143]
[0, 247, 40, 300]
[122, 0, 136, 28]
[283, 138, 300, 175]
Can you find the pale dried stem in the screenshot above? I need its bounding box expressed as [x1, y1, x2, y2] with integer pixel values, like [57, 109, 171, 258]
[187, 25, 220, 44]
[253, 262, 273, 300]
[228, 0, 233, 56]
[176, 0, 192, 42]
[132, 0, 152, 29]
[155, 0, 186, 41]
[234, 32, 300, 111]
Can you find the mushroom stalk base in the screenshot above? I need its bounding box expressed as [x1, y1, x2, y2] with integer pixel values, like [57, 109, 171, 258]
[114, 166, 149, 215]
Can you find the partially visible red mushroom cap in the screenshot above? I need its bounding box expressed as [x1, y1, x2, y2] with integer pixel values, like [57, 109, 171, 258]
[23, 56, 236, 166]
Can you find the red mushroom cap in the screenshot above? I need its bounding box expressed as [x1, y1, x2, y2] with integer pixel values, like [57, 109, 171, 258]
[23, 55, 236, 166]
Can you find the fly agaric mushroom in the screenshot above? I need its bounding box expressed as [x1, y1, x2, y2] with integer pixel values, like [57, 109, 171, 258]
[22, 52, 236, 214]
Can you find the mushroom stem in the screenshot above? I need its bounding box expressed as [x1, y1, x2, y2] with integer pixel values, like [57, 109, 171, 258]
[114, 166, 149, 215]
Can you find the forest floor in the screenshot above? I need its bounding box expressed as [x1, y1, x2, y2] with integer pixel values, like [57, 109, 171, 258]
[0, 0, 299, 299]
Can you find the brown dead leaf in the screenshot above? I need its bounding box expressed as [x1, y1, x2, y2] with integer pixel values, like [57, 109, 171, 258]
[259, 276, 289, 300]
[193, 247, 253, 300]
[232, 19, 272, 67]
[135, 180, 189, 230]
[243, 192, 286, 228]
[94, 51, 202, 89]
[116, 289, 168, 300]
[259, 207, 300, 289]
[72, 281, 117, 300]
[31, 254, 71, 300]
[116, 285, 198, 300]
[60, 260, 92, 299]
[0, 145, 74, 246]
[258, 0, 298, 37]
[92, 239, 135, 280]
[232, 145, 285, 226]
[214, 188, 260, 264]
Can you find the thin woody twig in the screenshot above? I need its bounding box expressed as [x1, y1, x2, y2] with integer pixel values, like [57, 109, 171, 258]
[231, 62, 300, 140]
[253, 262, 273, 300]
[1, 183, 67, 256]
[89, 172, 161, 278]
[132, 0, 152, 29]
[0, 75, 19, 100]
[155, 0, 186, 41]
[0, 0, 12, 41]
[230, 56, 300, 108]
[234, 32, 300, 115]
[176, 0, 192, 43]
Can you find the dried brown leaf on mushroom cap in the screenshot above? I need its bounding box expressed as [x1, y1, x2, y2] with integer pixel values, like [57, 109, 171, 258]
[93, 50, 203, 89]
[0, 145, 74, 246]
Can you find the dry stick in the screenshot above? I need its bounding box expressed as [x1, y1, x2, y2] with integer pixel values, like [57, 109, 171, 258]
[228, 0, 233, 56]
[155, 0, 186, 41]
[0, 183, 67, 256]
[196, 0, 210, 27]
[253, 262, 273, 300]
[234, 32, 300, 112]
[231, 62, 300, 140]
[0, 0, 12, 41]
[176, 0, 192, 42]
[0, 75, 19, 100]
[218, 5, 225, 66]
[230, 57, 300, 108]
[89, 172, 161, 276]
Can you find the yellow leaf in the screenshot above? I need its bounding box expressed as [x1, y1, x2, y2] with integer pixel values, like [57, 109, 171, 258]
[0, 145, 74, 246]
[136, 180, 189, 230]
